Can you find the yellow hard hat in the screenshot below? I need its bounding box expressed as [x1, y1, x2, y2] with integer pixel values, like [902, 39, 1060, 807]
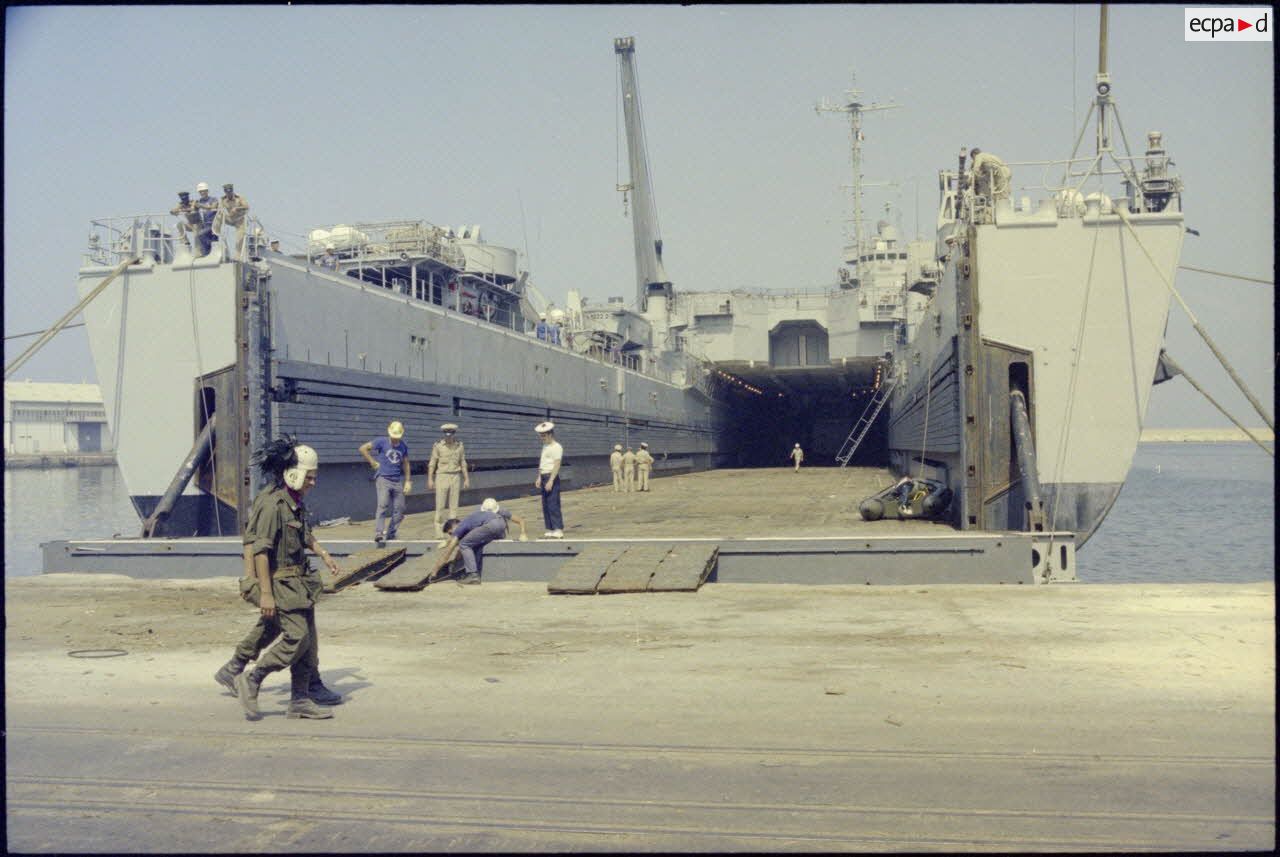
[388, 421, 405, 439]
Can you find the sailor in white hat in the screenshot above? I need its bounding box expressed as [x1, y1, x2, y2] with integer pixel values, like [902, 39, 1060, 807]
[790, 442, 805, 472]
[428, 422, 469, 536]
[635, 442, 654, 492]
[534, 422, 564, 537]
[319, 242, 339, 270]
[609, 443, 624, 493]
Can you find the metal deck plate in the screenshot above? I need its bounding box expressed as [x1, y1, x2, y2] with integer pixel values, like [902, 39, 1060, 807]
[595, 545, 668, 593]
[373, 550, 454, 592]
[649, 545, 718, 591]
[324, 547, 405, 593]
[547, 546, 629, 594]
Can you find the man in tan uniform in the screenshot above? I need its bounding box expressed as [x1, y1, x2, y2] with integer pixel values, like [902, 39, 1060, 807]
[609, 444, 624, 492]
[635, 442, 654, 492]
[213, 182, 251, 259]
[428, 422, 469, 535]
[621, 447, 637, 493]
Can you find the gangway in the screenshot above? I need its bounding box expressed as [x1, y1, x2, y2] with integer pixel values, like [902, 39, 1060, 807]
[835, 374, 896, 466]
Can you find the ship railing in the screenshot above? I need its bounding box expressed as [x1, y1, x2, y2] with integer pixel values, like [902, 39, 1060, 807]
[307, 219, 467, 271]
[402, 285, 690, 389]
[84, 213, 187, 267]
[993, 153, 1174, 216]
[84, 213, 270, 268]
[687, 285, 850, 299]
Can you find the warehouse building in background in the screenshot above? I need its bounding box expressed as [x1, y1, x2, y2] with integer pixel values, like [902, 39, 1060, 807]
[4, 381, 114, 456]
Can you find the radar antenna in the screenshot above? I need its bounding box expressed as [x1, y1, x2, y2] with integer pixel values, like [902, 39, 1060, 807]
[816, 75, 901, 271]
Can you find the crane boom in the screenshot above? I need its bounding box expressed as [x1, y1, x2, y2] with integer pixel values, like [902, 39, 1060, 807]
[614, 36, 672, 312]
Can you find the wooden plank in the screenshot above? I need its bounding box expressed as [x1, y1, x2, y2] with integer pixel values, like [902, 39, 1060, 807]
[546, 546, 629, 595]
[373, 549, 462, 592]
[648, 545, 717, 592]
[324, 547, 405, 593]
[596, 545, 670, 594]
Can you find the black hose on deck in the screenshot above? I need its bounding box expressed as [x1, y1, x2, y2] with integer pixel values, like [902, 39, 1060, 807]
[142, 414, 216, 538]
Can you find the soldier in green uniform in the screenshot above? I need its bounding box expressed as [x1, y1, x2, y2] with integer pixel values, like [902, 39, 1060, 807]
[213, 436, 343, 708]
[233, 440, 342, 720]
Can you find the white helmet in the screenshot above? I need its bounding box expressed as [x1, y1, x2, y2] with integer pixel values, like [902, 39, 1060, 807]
[195, 181, 209, 192]
[283, 444, 318, 490]
[480, 498, 499, 513]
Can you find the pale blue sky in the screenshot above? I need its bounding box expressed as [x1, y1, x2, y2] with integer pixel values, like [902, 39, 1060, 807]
[4, 4, 1273, 429]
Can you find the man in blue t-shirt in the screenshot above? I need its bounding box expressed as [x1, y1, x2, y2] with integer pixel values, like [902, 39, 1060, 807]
[358, 421, 412, 545]
[439, 498, 528, 584]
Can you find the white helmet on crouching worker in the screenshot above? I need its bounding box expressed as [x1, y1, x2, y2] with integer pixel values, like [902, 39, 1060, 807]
[196, 181, 209, 193]
[283, 444, 318, 490]
[481, 498, 499, 513]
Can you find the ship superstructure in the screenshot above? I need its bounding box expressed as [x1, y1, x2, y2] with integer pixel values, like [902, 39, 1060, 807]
[886, 63, 1185, 544]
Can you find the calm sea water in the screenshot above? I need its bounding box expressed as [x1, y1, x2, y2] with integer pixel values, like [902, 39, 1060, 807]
[3, 443, 1274, 582]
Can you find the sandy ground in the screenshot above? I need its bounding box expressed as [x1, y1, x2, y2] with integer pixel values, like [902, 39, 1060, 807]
[5, 573, 1274, 852]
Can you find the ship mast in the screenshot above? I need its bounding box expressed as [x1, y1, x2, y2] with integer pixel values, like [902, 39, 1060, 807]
[816, 75, 899, 275]
[614, 36, 672, 315]
[1094, 4, 1113, 156]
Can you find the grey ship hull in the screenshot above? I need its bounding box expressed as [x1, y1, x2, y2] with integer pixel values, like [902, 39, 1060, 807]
[78, 247, 725, 537]
[887, 200, 1184, 545]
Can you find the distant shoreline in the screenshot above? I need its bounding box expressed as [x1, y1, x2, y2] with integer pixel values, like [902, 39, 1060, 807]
[4, 453, 116, 469]
[1139, 428, 1274, 443]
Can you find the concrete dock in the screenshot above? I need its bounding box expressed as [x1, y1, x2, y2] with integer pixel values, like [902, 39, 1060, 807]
[42, 468, 1077, 583]
[4, 572, 1273, 851]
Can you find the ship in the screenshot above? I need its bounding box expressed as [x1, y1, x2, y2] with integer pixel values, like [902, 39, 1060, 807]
[70, 24, 1182, 552]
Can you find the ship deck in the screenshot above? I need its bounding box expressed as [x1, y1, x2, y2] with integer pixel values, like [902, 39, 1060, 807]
[326, 465, 926, 542]
[42, 468, 1077, 584]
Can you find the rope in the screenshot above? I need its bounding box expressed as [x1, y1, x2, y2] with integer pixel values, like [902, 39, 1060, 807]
[1114, 206, 1274, 431]
[4, 322, 86, 341]
[1177, 264, 1273, 286]
[1047, 206, 1104, 549]
[187, 261, 222, 537]
[1159, 353, 1274, 458]
[916, 358, 932, 481]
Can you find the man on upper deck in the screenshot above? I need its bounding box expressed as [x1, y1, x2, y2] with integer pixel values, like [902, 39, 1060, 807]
[213, 182, 251, 259]
[170, 191, 201, 252]
[194, 181, 218, 256]
[319, 244, 339, 270]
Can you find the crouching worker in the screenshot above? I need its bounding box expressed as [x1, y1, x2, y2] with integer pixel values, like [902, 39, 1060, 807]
[438, 498, 528, 585]
[215, 436, 344, 712]
[233, 439, 342, 720]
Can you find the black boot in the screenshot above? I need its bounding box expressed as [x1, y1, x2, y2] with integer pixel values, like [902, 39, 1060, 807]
[308, 678, 344, 706]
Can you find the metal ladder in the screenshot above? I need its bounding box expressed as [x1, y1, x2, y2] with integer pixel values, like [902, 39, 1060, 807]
[835, 375, 896, 467]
